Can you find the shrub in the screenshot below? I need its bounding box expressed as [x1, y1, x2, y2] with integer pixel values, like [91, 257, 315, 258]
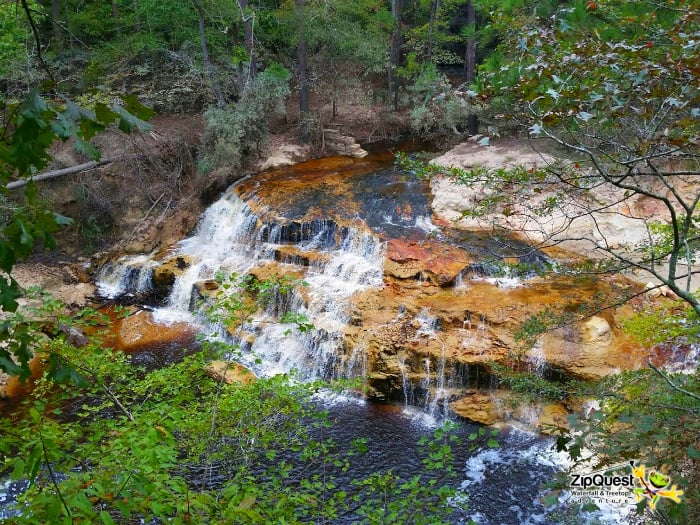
[199, 65, 290, 174]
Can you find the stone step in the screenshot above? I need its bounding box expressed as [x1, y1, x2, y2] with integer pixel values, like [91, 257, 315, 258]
[326, 135, 356, 146]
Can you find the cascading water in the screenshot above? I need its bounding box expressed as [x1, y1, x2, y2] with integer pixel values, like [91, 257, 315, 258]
[97, 253, 160, 299]
[397, 353, 415, 406]
[97, 185, 386, 382]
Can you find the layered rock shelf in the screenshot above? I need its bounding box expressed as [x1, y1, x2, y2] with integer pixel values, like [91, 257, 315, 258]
[323, 128, 368, 158]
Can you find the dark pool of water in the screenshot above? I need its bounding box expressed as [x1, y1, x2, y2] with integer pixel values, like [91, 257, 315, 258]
[316, 396, 566, 525]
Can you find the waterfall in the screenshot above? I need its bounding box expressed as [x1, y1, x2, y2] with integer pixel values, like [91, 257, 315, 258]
[425, 344, 448, 420]
[341, 345, 368, 381]
[96, 254, 159, 298]
[413, 308, 440, 340]
[526, 342, 547, 377]
[397, 354, 415, 406]
[97, 187, 387, 383]
[460, 312, 489, 353]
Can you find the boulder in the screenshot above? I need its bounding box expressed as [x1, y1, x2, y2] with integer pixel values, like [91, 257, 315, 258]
[385, 239, 472, 286]
[115, 310, 197, 352]
[450, 391, 501, 425]
[430, 140, 656, 255]
[205, 360, 256, 385]
[450, 389, 570, 433]
[152, 255, 193, 297]
[539, 318, 643, 380]
[259, 144, 311, 171]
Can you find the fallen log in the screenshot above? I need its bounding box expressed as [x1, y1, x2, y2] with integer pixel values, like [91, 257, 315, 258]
[5, 157, 119, 190]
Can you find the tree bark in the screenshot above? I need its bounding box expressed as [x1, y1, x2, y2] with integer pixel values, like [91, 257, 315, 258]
[464, 1, 478, 135]
[296, 0, 310, 143]
[6, 159, 117, 190]
[426, 0, 440, 62]
[112, 0, 120, 34]
[192, 0, 226, 108]
[389, 0, 403, 111]
[237, 0, 257, 82]
[51, 0, 62, 51]
[463, 1, 476, 83]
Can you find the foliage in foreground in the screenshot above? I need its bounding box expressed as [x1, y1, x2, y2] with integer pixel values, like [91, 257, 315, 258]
[0, 282, 468, 524]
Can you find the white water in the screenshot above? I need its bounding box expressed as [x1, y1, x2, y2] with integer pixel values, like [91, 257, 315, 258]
[96, 253, 159, 298]
[461, 428, 635, 525]
[459, 312, 489, 353]
[97, 189, 386, 382]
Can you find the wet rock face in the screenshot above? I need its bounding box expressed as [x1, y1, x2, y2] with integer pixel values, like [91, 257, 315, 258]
[113, 310, 198, 368]
[152, 256, 192, 299]
[347, 274, 646, 402]
[205, 360, 255, 385]
[450, 390, 570, 433]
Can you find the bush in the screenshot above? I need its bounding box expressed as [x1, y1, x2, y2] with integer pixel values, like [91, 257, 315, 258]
[0, 277, 464, 524]
[402, 59, 472, 140]
[199, 65, 291, 174]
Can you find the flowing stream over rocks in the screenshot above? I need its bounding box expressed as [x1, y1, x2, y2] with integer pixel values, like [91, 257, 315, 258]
[91, 150, 653, 523]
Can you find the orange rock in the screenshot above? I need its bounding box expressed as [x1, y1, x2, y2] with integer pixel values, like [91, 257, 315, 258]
[115, 310, 197, 352]
[385, 239, 472, 286]
[205, 360, 256, 385]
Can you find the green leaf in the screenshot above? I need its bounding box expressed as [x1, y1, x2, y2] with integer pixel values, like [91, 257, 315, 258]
[542, 493, 559, 507]
[53, 213, 74, 226]
[581, 501, 600, 512]
[121, 94, 155, 122]
[0, 349, 23, 375]
[11, 459, 25, 479]
[112, 105, 152, 134]
[94, 102, 119, 125]
[0, 241, 17, 273]
[238, 494, 256, 510]
[487, 437, 499, 449]
[0, 276, 21, 312]
[48, 353, 90, 388]
[73, 136, 101, 160]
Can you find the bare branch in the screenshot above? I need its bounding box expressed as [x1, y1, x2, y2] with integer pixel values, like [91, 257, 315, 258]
[648, 361, 700, 403]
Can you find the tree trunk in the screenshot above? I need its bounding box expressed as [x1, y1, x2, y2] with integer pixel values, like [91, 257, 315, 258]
[238, 0, 257, 82]
[388, 0, 403, 111]
[133, 0, 141, 31]
[6, 158, 120, 190]
[112, 0, 120, 34]
[464, 1, 478, 135]
[426, 0, 440, 62]
[463, 0, 476, 83]
[296, 0, 310, 143]
[51, 0, 62, 52]
[192, 0, 226, 108]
